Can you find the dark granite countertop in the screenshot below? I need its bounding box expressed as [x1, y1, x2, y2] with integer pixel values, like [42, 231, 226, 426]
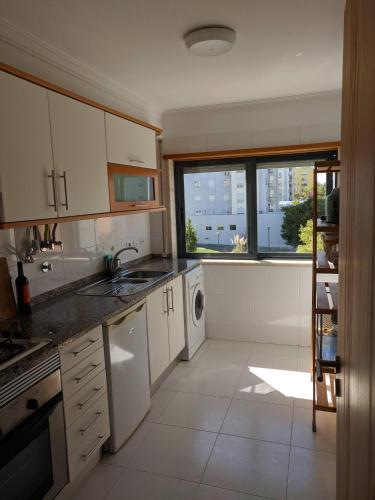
[0, 257, 200, 387]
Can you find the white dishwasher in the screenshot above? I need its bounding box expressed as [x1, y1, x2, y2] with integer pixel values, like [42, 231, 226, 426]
[103, 300, 150, 452]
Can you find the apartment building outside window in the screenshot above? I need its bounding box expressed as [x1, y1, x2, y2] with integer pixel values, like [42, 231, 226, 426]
[175, 149, 337, 258]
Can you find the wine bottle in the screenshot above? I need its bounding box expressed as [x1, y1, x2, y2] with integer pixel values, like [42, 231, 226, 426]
[15, 261, 31, 315]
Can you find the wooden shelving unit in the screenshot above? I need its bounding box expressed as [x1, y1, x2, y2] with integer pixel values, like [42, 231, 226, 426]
[312, 160, 340, 431]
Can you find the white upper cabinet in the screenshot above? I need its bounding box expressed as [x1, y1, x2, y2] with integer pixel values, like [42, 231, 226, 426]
[105, 113, 157, 169]
[0, 72, 56, 222]
[48, 92, 110, 217]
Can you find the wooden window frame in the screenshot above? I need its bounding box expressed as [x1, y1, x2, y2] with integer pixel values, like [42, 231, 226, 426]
[107, 163, 161, 212]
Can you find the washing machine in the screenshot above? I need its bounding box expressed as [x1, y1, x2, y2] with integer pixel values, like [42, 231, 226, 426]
[180, 265, 206, 361]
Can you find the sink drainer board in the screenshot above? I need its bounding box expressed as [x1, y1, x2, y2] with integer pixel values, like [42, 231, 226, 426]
[76, 269, 174, 297]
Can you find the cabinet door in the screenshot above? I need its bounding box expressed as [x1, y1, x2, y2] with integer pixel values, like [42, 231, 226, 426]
[48, 91, 110, 217]
[167, 275, 186, 361]
[146, 286, 170, 384]
[105, 113, 157, 169]
[0, 72, 56, 222]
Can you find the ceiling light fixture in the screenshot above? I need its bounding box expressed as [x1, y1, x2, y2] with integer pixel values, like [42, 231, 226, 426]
[184, 26, 236, 57]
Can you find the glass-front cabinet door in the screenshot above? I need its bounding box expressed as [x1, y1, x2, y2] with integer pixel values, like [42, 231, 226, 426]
[108, 164, 160, 211]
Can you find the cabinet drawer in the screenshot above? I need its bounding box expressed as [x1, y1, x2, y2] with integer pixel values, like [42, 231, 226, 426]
[64, 369, 108, 428]
[62, 348, 105, 400]
[59, 326, 103, 374]
[68, 412, 110, 481]
[66, 392, 109, 455]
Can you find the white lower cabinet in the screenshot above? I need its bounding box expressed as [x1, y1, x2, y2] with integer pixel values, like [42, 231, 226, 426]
[146, 275, 185, 384]
[59, 327, 110, 481]
[166, 275, 185, 361]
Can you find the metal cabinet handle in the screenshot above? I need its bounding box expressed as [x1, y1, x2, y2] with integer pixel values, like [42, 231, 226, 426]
[128, 158, 145, 164]
[163, 289, 169, 314]
[80, 411, 103, 436]
[74, 363, 101, 383]
[81, 435, 104, 462]
[71, 338, 99, 357]
[77, 387, 102, 410]
[47, 170, 57, 211]
[59, 170, 69, 210]
[167, 286, 174, 312]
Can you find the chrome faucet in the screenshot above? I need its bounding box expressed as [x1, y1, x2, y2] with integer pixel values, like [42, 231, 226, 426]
[110, 246, 138, 276]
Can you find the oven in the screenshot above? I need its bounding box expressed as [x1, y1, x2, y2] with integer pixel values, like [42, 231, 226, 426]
[0, 369, 68, 500]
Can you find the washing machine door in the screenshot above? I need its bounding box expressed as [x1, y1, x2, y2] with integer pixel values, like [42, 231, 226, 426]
[191, 284, 204, 327]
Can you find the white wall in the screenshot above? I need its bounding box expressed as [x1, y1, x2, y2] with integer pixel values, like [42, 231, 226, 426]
[203, 260, 312, 347]
[0, 32, 161, 127]
[0, 213, 151, 298]
[161, 94, 340, 348]
[162, 92, 341, 154]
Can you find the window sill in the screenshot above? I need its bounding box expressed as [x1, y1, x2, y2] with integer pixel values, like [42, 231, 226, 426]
[201, 258, 312, 267]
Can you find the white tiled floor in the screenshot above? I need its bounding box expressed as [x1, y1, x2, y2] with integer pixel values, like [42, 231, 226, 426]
[73, 341, 336, 500]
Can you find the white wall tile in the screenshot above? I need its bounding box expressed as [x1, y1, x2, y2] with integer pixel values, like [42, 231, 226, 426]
[60, 220, 96, 250]
[10, 255, 65, 297]
[203, 263, 311, 346]
[63, 246, 98, 283]
[206, 322, 252, 342]
[251, 325, 299, 345]
[251, 126, 300, 148]
[299, 122, 341, 143]
[4, 211, 152, 300]
[94, 216, 127, 254]
[0, 228, 18, 267]
[150, 231, 164, 255]
[150, 212, 163, 234]
[206, 131, 251, 151]
[162, 135, 207, 154]
[249, 267, 299, 300]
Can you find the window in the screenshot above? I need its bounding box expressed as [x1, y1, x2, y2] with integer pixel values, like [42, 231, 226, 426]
[178, 164, 249, 255]
[175, 149, 337, 259]
[194, 195, 201, 201]
[257, 161, 325, 253]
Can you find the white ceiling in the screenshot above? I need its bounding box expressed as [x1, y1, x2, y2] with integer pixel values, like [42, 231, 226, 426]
[0, 0, 345, 112]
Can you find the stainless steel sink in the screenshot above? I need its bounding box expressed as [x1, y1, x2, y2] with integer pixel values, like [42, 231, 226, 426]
[76, 269, 175, 297]
[124, 270, 171, 279]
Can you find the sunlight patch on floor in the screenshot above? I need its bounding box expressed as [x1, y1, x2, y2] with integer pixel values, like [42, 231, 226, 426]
[239, 366, 313, 401]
